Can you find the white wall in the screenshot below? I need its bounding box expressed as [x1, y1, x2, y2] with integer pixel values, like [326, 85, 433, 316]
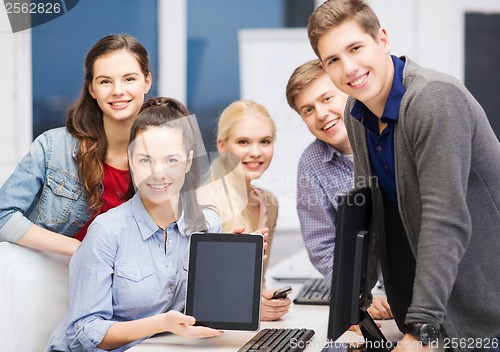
[157, 0, 187, 103]
[0, 9, 32, 186]
[239, 28, 317, 230]
[371, 0, 500, 80]
[369, 0, 461, 77]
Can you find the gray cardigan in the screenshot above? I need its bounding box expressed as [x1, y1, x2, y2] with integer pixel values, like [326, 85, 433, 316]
[345, 56, 500, 344]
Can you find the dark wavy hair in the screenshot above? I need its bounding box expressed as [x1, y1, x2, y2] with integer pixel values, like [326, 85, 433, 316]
[125, 97, 210, 233]
[66, 34, 151, 214]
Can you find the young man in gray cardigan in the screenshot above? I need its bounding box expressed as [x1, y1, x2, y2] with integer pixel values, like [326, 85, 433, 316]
[308, 0, 500, 350]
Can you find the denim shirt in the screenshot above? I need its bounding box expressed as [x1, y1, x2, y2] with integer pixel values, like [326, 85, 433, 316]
[0, 127, 90, 242]
[46, 193, 222, 352]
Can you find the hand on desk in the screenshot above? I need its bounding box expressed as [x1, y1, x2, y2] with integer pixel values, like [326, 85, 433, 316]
[368, 295, 393, 320]
[163, 311, 223, 338]
[260, 289, 291, 321]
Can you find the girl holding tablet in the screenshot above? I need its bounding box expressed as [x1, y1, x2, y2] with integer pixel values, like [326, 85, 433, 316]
[47, 98, 222, 351]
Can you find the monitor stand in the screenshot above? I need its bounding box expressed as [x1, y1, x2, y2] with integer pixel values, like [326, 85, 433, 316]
[358, 308, 394, 352]
[322, 308, 395, 352]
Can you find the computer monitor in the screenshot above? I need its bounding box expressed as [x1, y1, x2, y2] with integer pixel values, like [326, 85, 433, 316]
[324, 187, 393, 352]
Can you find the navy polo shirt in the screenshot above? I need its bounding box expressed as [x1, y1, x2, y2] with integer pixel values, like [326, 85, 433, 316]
[351, 55, 406, 206]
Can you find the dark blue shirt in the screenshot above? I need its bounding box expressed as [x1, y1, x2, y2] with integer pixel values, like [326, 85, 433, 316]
[351, 55, 406, 206]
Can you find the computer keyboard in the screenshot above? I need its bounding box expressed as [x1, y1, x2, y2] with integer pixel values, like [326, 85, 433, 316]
[238, 328, 315, 352]
[293, 278, 330, 305]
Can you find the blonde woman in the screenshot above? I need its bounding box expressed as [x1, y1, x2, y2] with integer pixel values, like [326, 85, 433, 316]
[199, 100, 290, 321]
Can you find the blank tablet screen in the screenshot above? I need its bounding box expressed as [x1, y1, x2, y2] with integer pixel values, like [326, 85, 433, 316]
[185, 233, 263, 331]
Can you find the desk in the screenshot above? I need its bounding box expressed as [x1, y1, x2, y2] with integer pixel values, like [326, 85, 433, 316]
[129, 249, 403, 351]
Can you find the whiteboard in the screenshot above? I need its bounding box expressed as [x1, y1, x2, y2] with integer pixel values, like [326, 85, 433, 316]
[239, 28, 317, 231]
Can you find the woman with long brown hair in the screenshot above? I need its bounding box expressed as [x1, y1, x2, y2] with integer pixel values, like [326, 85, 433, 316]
[0, 34, 152, 256]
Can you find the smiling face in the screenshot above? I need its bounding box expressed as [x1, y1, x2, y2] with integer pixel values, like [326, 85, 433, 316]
[217, 115, 274, 184]
[317, 19, 394, 116]
[294, 72, 351, 154]
[129, 126, 192, 210]
[89, 49, 151, 124]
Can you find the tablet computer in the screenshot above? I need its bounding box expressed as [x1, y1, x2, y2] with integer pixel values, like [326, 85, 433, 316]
[185, 232, 263, 331]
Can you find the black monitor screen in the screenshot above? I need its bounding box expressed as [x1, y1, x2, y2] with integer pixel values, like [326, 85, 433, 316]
[326, 187, 372, 341]
[325, 187, 394, 352]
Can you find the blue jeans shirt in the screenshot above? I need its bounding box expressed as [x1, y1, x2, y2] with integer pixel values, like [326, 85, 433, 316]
[0, 127, 90, 242]
[46, 192, 221, 352]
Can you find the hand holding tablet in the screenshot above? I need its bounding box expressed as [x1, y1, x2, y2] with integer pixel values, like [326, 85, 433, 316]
[231, 226, 270, 262]
[162, 311, 223, 338]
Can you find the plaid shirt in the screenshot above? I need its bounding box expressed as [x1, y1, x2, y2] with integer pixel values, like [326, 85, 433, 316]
[296, 139, 353, 281]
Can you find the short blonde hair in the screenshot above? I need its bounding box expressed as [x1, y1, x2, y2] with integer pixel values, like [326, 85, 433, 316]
[286, 59, 327, 112]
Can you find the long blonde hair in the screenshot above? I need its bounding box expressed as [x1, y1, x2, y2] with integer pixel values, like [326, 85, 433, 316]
[198, 100, 276, 232]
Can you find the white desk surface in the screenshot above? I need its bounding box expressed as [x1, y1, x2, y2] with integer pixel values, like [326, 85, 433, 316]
[129, 249, 403, 351]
